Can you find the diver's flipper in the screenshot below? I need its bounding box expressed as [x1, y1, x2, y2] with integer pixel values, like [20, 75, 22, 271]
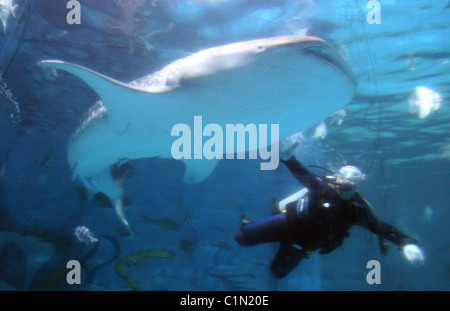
[271, 243, 306, 278]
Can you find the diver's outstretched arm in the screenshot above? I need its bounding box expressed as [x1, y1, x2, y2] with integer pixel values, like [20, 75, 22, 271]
[354, 193, 418, 246]
[281, 156, 322, 190]
[354, 193, 424, 263]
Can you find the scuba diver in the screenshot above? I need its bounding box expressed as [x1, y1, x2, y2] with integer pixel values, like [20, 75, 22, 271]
[235, 156, 424, 278]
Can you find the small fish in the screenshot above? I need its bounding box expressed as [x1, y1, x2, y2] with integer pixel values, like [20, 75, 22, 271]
[74, 226, 98, 245]
[39, 152, 54, 168]
[179, 240, 197, 254]
[182, 214, 191, 225]
[175, 212, 191, 225]
[211, 241, 233, 250]
[141, 216, 180, 231]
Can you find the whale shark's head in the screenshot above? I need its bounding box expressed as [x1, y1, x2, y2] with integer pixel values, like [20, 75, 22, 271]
[133, 35, 354, 93]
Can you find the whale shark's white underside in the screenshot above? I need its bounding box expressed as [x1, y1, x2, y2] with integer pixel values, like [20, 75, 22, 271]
[38, 35, 356, 230]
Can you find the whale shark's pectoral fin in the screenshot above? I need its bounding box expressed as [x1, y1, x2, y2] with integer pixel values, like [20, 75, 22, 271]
[182, 158, 220, 184]
[37, 60, 151, 134]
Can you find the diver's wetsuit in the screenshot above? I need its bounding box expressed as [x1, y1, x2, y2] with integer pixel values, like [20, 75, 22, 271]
[235, 157, 420, 278]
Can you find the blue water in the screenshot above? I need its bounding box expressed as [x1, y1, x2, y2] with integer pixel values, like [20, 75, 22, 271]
[0, 0, 448, 291]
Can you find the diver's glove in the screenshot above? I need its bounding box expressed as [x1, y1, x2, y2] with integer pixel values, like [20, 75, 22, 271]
[279, 140, 300, 161]
[402, 244, 424, 264]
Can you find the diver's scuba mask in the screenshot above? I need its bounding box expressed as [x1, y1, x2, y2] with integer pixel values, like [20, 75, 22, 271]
[325, 165, 366, 200]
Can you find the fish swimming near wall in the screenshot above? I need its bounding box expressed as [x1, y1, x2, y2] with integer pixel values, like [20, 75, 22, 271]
[116, 249, 174, 291]
[141, 216, 180, 231]
[38, 152, 54, 168]
[179, 240, 198, 254]
[38, 35, 356, 231]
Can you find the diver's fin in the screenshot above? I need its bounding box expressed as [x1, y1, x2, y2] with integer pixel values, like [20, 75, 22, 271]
[181, 158, 219, 184]
[271, 243, 307, 278]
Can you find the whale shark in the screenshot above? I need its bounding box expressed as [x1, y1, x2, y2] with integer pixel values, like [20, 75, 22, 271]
[38, 35, 356, 231]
